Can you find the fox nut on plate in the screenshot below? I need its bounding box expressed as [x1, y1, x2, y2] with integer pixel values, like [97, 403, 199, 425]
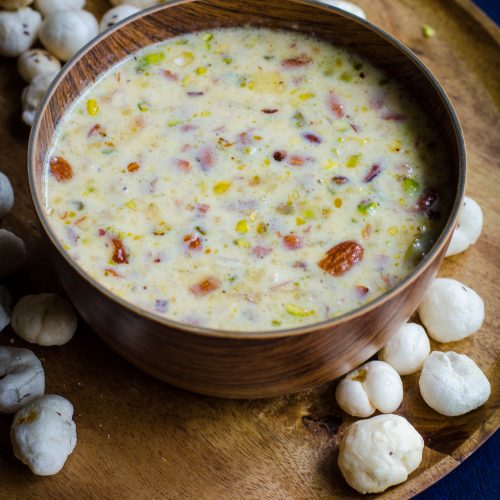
[446, 196, 483, 257]
[0, 285, 12, 331]
[33, 0, 84, 16]
[39, 9, 98, 61]
[419, 351, 491, 417]
[335, 360, 403, 417]
[378, 322, 430, 375]
[0, 229, 26, 276]
[338, 414, 424, 494]
[11, 394, 77, 476]
[21, 70, 59, 125]
[12, 293, 78, 346]
[0, 347, 45, 414]
[418, 278, 484, 343]
[18, 49, 61, 83]
[0, 7, 41, 57]
[0, 171, 14, 218]
[100, 5, 140, 32]
[321, 1, 366, 19]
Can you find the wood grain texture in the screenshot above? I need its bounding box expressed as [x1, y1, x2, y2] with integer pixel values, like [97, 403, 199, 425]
[29, 0, 463, 399]
[0, 0, 498, 498]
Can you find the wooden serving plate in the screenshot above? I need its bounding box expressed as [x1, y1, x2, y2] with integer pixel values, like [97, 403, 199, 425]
[0, 0, 498, 497]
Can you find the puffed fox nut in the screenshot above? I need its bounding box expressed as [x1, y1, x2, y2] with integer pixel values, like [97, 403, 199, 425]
[419, 351, 491, 417]
[0, 228, 26, 276]
[335, 360, 403, 417]
[18, 49, 61, 83]
[11, 394, 77, 476]
[0, 0, 33, 10]
[0, 7, 41, 58]
[338, 414, 424, 494]
[21, 70, 59, 126]
[320, 1, 366, 19]
[33, 0, 84, 16]
[446, 196, 483, 257]
[418, 278, 484, 343]
[378, 323, 430, 375]
[0, 171, 14, 218]
[0, 284, 13, 332]
[39, 10, 99, 62]
[0, 347, 45, 414]
[100, 5, 140, 32]
[12, 293, 78, 346]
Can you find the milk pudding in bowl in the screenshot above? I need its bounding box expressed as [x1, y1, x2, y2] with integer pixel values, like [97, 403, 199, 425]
[44, 27, 448, 332]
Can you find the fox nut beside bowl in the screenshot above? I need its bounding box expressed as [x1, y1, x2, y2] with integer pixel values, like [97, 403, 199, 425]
[28, 0, 465, 398]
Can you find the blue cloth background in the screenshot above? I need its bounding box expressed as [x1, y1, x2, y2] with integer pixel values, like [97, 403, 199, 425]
[416, 1, 499, 498]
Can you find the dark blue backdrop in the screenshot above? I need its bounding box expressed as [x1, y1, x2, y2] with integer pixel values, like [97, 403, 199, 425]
[416, 1, 499, 498]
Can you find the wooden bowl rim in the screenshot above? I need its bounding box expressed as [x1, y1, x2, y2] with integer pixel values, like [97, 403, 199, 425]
[28, 0, 466, 340]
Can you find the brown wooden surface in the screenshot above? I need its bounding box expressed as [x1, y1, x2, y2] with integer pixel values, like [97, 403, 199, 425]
[0, 0, 498, 498]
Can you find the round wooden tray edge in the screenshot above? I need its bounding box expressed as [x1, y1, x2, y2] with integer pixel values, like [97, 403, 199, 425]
[385, 412, 499, 499]
[453, 0, 500, 44]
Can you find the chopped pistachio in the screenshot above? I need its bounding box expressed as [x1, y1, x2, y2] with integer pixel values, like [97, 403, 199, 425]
[390, 140, 402, 152]
[403, 177, 420, 193]
[222, 56, 233, 65]
[340, 71, 352, 82]
[256, 222, 267, 234]
[213, 181, 232, 194]
[346, 154, 361, 168]
[357, 200, 377, 215]
[195, 67, 207, 75]
[235, 220, 248, 233]
[285, 304, 315, 317]
[293, 111, 306, 128]
[298, 93, 315, 101]
[234, 238, 251, 248]
[86, 99, 99, 116]
[138, 102, 149, 112]
[136, 51, 165, 72]
[422, 24, 436, 38]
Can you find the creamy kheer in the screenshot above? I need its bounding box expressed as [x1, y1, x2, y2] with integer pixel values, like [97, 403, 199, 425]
[44, 28, 447, 331]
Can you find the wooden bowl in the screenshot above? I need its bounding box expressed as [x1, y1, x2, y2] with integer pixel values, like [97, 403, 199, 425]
[28, 0, 465, 398]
